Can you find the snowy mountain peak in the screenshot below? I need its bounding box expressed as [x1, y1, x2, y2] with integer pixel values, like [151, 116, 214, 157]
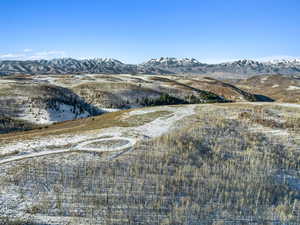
[143, 57, 202, 66]
[1, 57, 300, 76]
[230, 59, 261, 65]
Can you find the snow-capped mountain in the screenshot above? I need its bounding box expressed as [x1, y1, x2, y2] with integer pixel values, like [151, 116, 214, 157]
[141, 57, 203, 67]
[1, 57, 300, 76]
[0, 58, 137, 75]
[140, 58, 300, 75]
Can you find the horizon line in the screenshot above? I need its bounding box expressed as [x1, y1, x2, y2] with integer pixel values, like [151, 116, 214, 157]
[1, 56, 300, 65]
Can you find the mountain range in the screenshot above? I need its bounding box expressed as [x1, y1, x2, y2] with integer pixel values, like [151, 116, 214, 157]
[1, 57, 300, 76]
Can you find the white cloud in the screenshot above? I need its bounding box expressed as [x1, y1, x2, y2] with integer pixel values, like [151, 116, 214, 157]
[27, 51, 67, 60]
[23, 48, 33, 52]
[0, 50, 67, 60]
[0, 53, 26, 60]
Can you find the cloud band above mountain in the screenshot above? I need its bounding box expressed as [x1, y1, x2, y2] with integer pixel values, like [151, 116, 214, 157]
[0, 50, 67, 61]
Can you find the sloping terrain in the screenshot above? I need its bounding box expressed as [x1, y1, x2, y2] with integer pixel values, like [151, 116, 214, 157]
[34, 74, 262, 105]
[0, 77, 100, 132]
[70, 76, 224, 109]
[1, 57, 300, 76]
[234, 75, 300, 103]
[175, 76, 272, 102]
[0, 102, 299, 224]
[0, 74, 263, 134]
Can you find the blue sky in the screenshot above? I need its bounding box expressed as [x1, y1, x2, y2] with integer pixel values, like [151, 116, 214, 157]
[0, 0, 300, 63]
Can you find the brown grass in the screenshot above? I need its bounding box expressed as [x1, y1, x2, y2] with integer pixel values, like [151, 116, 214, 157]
[2, 105, 299, 224]
[0, 110, 130, 144]
[0, 108, 174, 145]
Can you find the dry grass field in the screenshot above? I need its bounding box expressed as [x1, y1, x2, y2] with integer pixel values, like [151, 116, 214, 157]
[233, 75, 300, 103]
[0, 73, 267, 136]
[0, 102, 299, 225]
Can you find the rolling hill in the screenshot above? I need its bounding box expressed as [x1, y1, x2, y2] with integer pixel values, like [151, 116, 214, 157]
[234, 74, 300, 103]
[0, 102, 299, 224]
[0, 74, 265, 134]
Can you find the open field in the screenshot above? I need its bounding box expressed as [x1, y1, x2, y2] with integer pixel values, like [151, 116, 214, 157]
[0, 73, 299, 225]
[2, 1, 300, 224]
[0, 101, 299, 224]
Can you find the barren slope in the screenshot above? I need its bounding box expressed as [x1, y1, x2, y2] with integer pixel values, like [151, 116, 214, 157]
[0, 76, 100, 132]
[235, 75, 300, 103]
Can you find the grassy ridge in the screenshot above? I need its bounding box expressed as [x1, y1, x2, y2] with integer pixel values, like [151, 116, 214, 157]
[2, 105, 299, 224]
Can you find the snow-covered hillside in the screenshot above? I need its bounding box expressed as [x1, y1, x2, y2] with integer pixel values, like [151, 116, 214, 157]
[20, 102, 91, 125]
[1, 57, 300, 76]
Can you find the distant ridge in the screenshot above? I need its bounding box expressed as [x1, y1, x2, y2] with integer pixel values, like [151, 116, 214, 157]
[1, 57, 300, 76]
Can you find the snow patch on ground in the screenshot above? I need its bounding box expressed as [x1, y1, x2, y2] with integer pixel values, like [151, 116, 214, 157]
[0, 79, 16, 84]
[19, 103, 91, 125]
[260, 77, 268, 83]
[287, 85, 300, 90]
[277, 103, 300, 108]
[99, 108, 121, 113]
[272, 84, 279, 88]
[133, 105, 196, 138]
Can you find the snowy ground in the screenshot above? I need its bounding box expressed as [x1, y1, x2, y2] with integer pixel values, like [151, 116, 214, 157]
[0, 79, 16, 84]
[260, 77, 269, 83]
[0, 105, 198, 222]
[19, 103, 91, 125]
[277, 103, 300, 108]
[0, 105, 196, 165]
[239, 102, 300, 108]
[0, 102, 299, 224]
[287, 85, 300, 90]
[2, 102, 299, 166]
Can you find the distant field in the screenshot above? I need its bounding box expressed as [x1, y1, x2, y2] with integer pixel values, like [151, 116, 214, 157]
[233, 74, 300, 103]
[0, 73, 266, 135]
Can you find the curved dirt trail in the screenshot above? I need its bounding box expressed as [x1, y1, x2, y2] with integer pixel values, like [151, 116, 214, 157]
[0, 105, 196, 165]
[0, 137, 136, 166]
[2, 102, 298, 165]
